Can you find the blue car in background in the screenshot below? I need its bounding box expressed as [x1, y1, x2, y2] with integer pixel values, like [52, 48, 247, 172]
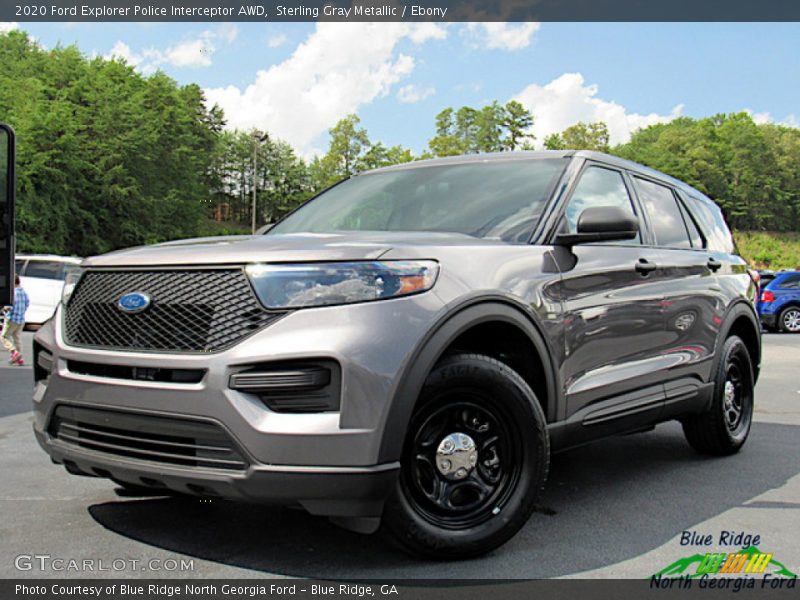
[758, 271, 800, 333]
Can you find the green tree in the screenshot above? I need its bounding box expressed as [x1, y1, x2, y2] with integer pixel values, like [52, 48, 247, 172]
[545, 121, 610, 152]
[428, 101, 535, 156]
[502, 100, 534, 150]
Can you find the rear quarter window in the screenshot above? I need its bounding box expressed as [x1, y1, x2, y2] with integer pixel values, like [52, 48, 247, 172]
[679, 192, 735, 254]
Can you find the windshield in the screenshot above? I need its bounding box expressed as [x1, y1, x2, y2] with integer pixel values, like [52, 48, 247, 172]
[269, 158, 567, 243]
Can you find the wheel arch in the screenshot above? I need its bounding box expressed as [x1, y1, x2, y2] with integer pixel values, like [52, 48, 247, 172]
[377, 298, 559, 463]
[716, 301, 762, 383]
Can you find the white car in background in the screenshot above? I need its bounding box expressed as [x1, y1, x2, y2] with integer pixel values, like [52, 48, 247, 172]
[14, 254, 82, 328]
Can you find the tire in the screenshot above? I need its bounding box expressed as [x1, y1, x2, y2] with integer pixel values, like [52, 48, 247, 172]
[778, 306, 800, 333]
[682, 336, 755, 455]
[382, 353, 549, 559]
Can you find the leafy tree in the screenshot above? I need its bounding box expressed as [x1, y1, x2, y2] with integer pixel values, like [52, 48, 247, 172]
[502, 100, 535, 150]
[0, 31, 222, 255]
[428, 101, 535, 156]
[309, 114, 415, 192]
[613, 112, 800, 232]
[545, 121, 610, 152]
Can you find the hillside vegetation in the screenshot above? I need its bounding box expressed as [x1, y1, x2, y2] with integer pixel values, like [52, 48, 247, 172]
[734, 231, 800, 270]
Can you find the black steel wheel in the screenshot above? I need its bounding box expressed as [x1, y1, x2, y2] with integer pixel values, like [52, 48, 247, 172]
[683, 335, 755, 455]
[382, 353, 549, 559]
[402, 398, 521, 529]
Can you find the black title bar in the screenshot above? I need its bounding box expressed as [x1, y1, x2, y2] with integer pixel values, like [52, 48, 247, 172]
[5, 0, 800, 22]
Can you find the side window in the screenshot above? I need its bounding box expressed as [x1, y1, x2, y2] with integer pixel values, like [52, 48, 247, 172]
[677, 199, 705, 249]
[682, 193, 735, 254]
[564, 166, 640, 243]
[24, 261, 64, 281]
[778, 274, 800, 289]
[15, 259, 26, 276]
[633, 177, 691, 248]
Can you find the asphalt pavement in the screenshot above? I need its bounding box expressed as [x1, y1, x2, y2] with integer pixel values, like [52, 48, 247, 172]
[1, 332, 798, 579]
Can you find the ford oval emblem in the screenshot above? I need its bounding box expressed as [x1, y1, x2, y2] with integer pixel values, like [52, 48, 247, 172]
[118, 292, 151, 314]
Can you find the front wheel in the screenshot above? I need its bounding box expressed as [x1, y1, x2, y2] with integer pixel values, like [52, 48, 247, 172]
[682, 336, 755, 455]
[382, 353, 549, 559]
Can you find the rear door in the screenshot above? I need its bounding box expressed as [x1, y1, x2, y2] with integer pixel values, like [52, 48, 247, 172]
[629, 177, 720, 414]
[553, 162, 668, 431]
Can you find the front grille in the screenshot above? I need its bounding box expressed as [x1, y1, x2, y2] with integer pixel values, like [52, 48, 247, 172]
[64, 269, 281, 353]
[49, 405, 249, 471]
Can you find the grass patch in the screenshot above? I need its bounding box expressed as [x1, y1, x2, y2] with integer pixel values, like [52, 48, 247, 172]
[734, 231, 800, 270]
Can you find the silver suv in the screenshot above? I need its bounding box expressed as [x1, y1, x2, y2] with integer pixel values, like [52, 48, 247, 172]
[33, 151, 760, 558]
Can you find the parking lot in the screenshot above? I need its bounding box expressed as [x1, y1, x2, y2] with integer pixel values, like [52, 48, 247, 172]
[1, 331, 798, 579]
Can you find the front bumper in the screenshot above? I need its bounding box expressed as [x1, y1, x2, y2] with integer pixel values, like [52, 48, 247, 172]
[33, 292, 446, 516]
[35, 426, 397, 517]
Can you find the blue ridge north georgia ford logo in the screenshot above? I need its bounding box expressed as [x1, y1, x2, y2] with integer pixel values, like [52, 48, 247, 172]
[117, 292, 151, 314]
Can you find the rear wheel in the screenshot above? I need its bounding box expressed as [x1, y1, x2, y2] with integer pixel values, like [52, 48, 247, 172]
[382, 353, 549, 559]
[778, 307, 800, 333]
[682, 336, 754, 455]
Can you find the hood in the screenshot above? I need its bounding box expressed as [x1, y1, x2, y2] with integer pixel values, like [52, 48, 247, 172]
[81, 231, 496, 268]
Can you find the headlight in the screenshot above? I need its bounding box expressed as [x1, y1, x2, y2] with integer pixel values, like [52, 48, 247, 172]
[246, 260, 439, 309]
[61, 268, 84, 305]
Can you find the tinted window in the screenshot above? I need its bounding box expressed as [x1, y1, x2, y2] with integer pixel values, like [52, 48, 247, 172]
[778, 274, 800, 289]
[634, 177, 691, 248]
[270, 159, 567, 243]
[564, 166, 640, 243]
[24, 261, 64, 280]
[15, 259, 26, 276]
[681, 193, 735, 254]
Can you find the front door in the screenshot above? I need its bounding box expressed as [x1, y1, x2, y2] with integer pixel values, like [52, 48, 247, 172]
[553, 164, 669, 431]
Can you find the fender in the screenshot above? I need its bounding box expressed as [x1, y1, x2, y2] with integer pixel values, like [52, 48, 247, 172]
[377, 296, 560, 463]
[712, 299, 762, 382]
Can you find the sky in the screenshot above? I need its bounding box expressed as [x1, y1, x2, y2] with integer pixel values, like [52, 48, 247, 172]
[3, 20, 799, 157]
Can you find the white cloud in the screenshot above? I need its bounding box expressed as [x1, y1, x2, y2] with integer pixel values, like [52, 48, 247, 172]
[745, 109, 799, 128]
[784, 114, 799, 128]
[106, 41, 139, 66]
[747, 110, 773, 125]
[512, 72, 683, 146]
[267, 34, 288, 48]
[396, 84, 435, 104]
[0, 22, 18, 33]
[216, 23, 238, 44]
[408, 22, 448, 44]
[164, 39, 212, 68]
[465, 22, 540, 50]
[105, 24, 238, 72]
[205, 22, 446, 155]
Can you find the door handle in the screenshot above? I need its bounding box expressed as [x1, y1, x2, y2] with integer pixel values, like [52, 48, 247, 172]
[707, 257, 722, 272]
[635, 258, 657, 275]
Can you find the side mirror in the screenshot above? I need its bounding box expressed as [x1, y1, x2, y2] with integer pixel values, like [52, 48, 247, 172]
[255, 222, 274, 235]
[554, 206, 639, 247]
[0, 124, 14, 306]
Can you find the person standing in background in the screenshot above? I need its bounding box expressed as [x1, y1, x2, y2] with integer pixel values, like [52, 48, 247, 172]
[2, 275, 29, 365]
